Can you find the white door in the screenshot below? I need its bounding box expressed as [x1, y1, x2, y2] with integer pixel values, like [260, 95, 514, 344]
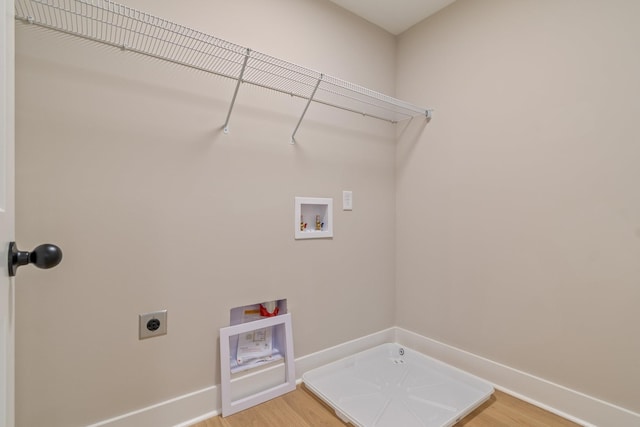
[1, 0, 15, 426]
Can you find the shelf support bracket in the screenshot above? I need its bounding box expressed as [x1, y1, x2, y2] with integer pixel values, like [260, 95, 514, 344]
[223, 48, 250, 134]
[291, 74, 323, 144]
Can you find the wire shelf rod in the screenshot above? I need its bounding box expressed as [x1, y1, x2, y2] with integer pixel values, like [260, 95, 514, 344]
[15, 18, 248, 86]
[319, 78, 427, 116]
[239, 80, 416, 123]
[315, 84, 423, 120]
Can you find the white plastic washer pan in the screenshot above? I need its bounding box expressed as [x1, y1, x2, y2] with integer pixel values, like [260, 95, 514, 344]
[302, 343, 494, 427]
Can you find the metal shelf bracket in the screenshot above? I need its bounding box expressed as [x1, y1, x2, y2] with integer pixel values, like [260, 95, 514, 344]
[223, 48, 250, 134]
[291, 74, 323, 144]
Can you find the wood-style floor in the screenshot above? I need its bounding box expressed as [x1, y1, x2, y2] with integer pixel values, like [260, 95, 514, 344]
[191, 385, 581, 427]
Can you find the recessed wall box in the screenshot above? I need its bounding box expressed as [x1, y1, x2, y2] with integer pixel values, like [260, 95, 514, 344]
[220, 300, 295, 417]
[295, 197, 333, 239]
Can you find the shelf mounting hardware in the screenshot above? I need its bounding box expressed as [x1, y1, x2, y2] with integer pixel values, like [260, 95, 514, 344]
[223, 48, 250, 134]
[291, 74, 323, 144]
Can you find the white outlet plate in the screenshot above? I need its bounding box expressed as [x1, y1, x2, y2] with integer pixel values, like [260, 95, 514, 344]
[139, 310, 168, 339]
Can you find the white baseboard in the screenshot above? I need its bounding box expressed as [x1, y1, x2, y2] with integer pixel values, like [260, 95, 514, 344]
[86, 328, 394, 427]
[88, 326, 639, 427]
[85, 386, 219, 427]
[394, 327, 640, 427]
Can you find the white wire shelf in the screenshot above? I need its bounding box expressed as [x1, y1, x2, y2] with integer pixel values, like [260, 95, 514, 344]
[15, 0, 432, 142]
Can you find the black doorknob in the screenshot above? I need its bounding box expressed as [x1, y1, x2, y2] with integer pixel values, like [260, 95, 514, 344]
[8, 242, 63, 277]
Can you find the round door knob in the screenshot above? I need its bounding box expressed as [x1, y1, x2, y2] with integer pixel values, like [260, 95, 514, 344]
[8, 242, 63, 277]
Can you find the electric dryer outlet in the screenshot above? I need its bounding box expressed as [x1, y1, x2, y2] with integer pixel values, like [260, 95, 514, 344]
[139, 310, 168, 339]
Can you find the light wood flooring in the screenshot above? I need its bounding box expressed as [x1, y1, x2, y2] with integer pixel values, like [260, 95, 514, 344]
[191, 385, 581, 427]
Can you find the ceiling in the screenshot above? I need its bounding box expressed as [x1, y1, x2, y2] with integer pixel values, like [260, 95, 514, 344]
[329, 0, 457, 35]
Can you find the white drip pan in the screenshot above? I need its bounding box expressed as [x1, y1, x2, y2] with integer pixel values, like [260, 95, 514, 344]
[303, 343, 494, 427]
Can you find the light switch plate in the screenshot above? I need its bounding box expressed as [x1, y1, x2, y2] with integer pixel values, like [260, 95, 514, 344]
[343, 191, 353, 210]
